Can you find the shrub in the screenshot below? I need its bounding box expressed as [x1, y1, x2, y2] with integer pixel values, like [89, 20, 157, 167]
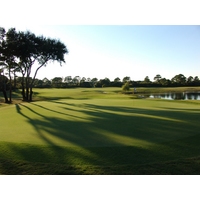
[122, 82, 130, 91]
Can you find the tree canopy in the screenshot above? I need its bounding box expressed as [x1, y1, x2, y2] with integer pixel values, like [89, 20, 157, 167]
[0, 27, 68, 102]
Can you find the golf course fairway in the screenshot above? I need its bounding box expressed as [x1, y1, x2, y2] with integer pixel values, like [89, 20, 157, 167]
[1, 88, 200, 174]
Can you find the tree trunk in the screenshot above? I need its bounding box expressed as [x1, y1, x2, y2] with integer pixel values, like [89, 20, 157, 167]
[29, 87, 33, 102]
[2, 90, 9, 103]
[26, 84, 29, 101]
[28, 63, 46, 102]
[1, 71, 9, 103]
[13, 71, 17, 91]
[8, 68, 12, 103]
[2, 77, 9, 103]
[21, 75, 26, 101]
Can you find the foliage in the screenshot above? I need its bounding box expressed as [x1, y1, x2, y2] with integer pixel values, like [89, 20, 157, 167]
[114, 77, 120, 82]
[96, 78, 110, 87]
[171, 74, 186, 85]
[122, 76, 130, 83]
[0, 26, 68, 101]
[122, 82, 130, 91]
[154, 74, 161, 82]
[144, 76, 151, 83]
[2, 73, 200, 91]
[51, 77, 63, 88]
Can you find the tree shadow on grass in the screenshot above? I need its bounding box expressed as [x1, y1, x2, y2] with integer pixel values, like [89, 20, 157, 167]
[1, 101, 200, 174]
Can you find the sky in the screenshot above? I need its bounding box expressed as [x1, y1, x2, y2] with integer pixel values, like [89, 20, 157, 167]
[1, 1, 200, 82]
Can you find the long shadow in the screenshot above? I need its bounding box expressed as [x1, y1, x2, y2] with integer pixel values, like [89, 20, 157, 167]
[19, 102, 200, 142]
[158, 106, 200, 113]
[35, 95, 90, 101]
[30, 101, 200, 147]
[31, 102, 72, 116]
[2, 101, 200, 174]
[31, 102, 90, 121]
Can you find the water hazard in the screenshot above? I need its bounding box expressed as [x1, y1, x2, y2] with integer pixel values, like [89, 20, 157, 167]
[149, 92, 200, 100]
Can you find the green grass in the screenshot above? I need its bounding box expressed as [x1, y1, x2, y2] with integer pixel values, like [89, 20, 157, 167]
[1, 87, 200, 174]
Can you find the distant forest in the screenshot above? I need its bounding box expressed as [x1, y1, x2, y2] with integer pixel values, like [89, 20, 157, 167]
[1, 74, 199, 89]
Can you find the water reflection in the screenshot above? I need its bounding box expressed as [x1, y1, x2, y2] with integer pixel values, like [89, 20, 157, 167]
[149, 92, 200, 100]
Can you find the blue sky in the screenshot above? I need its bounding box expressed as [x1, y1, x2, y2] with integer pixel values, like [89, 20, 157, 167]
[1, 25, 200, 81]
[1, 0, 200, 82]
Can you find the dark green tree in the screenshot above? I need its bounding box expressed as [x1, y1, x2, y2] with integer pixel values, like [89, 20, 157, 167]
[51, 77, 63, 88]
[193, 76, 200, 86]
[113, 77, 122, 87]
[171, 74, 186, 86]
[144, 76, 151, 83]
[42, 77, 51, 88]
[72, 76, 81, 86]
[80, 77, 86, 83]
[0, 27, 19, 102]
[91, 78, 98, 87]
[187, 76, 194, 86]
[4, 27, 68, 101]
[122, 76, 130, 83]
[100, 78, 110, 87]
[64, 76, 72, 86]
[159, 78, 171, 86]
[114, 77, 121, 82]
[154, 74, 161, 83]
[0, 69, 9, 102]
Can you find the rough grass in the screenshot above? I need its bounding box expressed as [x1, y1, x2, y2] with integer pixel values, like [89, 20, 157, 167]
[1, 87, 200, 174]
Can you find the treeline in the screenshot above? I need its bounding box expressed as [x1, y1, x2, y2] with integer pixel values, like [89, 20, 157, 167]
[2, 74, 199, 90]
[29, 74, 200, 88]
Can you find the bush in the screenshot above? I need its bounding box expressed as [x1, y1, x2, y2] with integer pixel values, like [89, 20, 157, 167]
[122, 82, 130, 91]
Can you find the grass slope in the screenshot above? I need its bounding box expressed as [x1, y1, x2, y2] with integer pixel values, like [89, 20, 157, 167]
[1, 87, 200, 174]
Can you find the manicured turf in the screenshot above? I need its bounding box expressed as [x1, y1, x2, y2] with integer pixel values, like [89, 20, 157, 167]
[1, 87, 200, 174]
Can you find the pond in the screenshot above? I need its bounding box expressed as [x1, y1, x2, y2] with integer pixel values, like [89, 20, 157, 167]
[148, 92, 200, 100]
